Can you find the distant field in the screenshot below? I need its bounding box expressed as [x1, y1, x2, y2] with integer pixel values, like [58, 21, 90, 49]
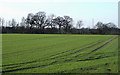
[2, 34, 118, 73]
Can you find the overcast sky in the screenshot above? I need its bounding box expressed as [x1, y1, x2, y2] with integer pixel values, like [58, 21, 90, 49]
[0, 0, 119, 28]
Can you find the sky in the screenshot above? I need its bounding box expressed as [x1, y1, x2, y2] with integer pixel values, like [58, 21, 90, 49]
[0, 0, 119, 28]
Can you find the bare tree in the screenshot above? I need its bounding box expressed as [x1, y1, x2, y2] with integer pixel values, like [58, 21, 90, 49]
[53, 16, 65, 33]
[33, 11, 46, 29]
[0, 18, 5, 27]
[76, 20, 83, 29]
[45, 14, 56, 28]
[63, 16, 73, 33]
[0, 17, 1, 27]
[26, 13, 34, 29]
[106, 22, 117, 28]
[11, 19, 17, 28]
[95, 22, 103, 29]
[20, 17, 26, 28]
[76, 20, 83, 34]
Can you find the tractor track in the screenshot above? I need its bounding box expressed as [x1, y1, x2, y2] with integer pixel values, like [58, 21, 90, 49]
[2, 41, 97, 67]
[77, 37, 118, 60]
[90, 37, 117, 53]
[2, 61, 57, 73]
[2, 41, 102, 73]
[2, 37, 117, 73]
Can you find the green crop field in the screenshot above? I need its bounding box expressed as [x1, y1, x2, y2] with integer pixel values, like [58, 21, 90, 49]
[2, 34, 118, 73]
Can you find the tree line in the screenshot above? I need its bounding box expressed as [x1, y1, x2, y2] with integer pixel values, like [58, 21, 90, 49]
[1, 11, 120, 35]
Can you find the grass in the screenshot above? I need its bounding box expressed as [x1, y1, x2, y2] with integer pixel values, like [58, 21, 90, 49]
[2, 34, 118, 73]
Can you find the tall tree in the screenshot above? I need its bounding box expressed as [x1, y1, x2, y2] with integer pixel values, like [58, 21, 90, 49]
[106, 22, 117, 28]
[63, 16, 73, 33]
[53, 16, 65, 33]
[76, 20, 83, 33]
[11, 19, 17, 28]
[0, 17, 1, 27]
[20, 17, 26, 28]
[33, 11, 46, 29]
[26, 13, 34, 29]
[45, 14, 56, 28]
[76, 20, 83, 29]
[0, 18, 5, 27]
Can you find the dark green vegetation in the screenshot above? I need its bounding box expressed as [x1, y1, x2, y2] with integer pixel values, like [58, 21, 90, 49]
[2, 34, 118, 73]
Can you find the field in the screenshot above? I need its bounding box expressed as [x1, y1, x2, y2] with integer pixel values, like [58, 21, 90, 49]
[2, 34, 118, 73]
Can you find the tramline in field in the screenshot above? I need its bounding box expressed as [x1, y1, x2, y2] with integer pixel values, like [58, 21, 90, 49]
[2, 34, 118, 73]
